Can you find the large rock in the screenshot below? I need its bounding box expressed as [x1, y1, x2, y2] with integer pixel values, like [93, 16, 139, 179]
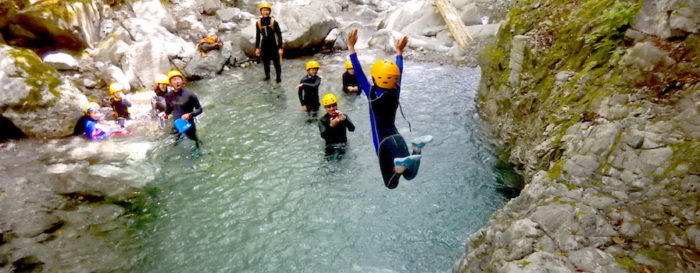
[1, 0, 103, 51]
[633, 0, 700, 39]
[132, 0, 177, 32]
[183, 42, 232, 79]
[91, 18, 194, 89]
[240, 0, 340, 56]
[0, 46, 87, 137]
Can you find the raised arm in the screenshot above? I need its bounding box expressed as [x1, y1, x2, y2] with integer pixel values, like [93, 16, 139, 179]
[395, 36, 408, 86]
[347, 29, 371, 97]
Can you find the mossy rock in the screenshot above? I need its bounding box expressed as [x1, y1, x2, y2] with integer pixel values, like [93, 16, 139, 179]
[0, 45, 86, 137]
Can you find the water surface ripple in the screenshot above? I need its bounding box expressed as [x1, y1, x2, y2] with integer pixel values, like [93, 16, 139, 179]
[122, 58, 507, 272]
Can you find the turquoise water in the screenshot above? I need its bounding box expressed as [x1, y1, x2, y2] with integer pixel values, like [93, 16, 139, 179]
[119, 56, 508, 272]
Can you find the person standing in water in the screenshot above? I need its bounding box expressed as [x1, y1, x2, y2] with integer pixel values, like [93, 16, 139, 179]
[297, 60, 322, 117]
[165, 70, 203, 148]
[341, 60, 360, 95]
[347, 29, 433, 189]
[108, 83, 131, 128]
[255, 2, 284, 83]
[318, 93, 355, 159]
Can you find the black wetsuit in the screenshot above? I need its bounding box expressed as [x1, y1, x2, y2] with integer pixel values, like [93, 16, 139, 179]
[342, 71, 360, 95]
[165, 87, 203, 146]
[255, 16, 283, 82]
[318, 113, 355, 157]
[110, 97, 131, 127]
[73, 116, 90, 136]
[152, 86, 168, 114]
[298, 74, 321, 116]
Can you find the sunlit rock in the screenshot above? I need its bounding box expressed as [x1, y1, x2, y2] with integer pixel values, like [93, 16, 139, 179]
[0, 46, 87, 137]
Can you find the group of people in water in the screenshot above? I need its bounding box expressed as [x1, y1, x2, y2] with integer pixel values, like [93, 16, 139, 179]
[72, 2, 431, 189]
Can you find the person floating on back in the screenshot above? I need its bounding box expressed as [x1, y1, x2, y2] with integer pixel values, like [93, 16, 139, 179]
[196, 34, 223, 57]
[341, 60, 360, 95]
[347, 29, 433, 189]
[108, 83, 131, 128]
[318, 93, 355, 160]
[255, 2, 284, 83]
[164, 70, 203, 148]
[297, 60, 322, 117]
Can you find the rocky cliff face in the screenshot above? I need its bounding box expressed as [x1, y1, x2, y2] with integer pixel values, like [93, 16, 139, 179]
[455, 0, 699, 272]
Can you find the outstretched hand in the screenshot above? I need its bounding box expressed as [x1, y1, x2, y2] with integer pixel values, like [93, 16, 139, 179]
[347, 29, 358, 54]
[395, 36, 409, 55]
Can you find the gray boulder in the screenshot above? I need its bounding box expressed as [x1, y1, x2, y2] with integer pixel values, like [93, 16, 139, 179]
[132, 0, 177, 32]
[634, 0, 700, 38]
[184, 42, 232, 79]
[202, 0, 222, 16]
[2, 0, 103, 51]
[0, 46, 87, 137]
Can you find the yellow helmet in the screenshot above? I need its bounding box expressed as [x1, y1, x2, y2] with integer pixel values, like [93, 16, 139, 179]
[155, 73, 169, 84]
[108, 82, 124, 94]
[167, 70, 184, 81]
[321, 93, 338, 106]
[344, 60, 353, 69]
[370, 59, 400, 89]
[84, 102, 100, 113]
[305, 60, 320, 70]
[259, 2, 272, 10]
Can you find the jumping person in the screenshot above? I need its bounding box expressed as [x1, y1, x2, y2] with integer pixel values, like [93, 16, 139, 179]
[347, 29, 433, 189]
[254, 2, 284, 83]
[164, 70, 203, 148]
[108, 83, 131, 128]
[341, 60, 360, 95]
[297, 60, 322, 117]
[318, 93, 355, 159]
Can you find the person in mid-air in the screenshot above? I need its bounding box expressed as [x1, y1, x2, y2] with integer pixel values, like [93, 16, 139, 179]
[318, 93, 355, 159]
[341, 60, 360, 95]
[164, 70, 203, 148]
[297, 60, 322, 117]
[347, 29, 433, 189]
[108, 83, 131, 128]
[254, 2, 284, 83]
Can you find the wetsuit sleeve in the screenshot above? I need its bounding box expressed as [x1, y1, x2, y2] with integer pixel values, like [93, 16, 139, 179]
[123, 98, 132, 107]
[301, 76, 321, 88]
[273, 21, 283, 49]
[396, 54, 404, 86]
[298, 80, 305, 105]
[255, 20, 261, 49]
[318, 117, 330, 140]
[190, 94, 203, 117]
[345, 115, 355, 132]
[349, 53, 371, 97]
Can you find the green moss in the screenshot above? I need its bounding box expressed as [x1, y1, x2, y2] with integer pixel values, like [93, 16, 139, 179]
[614, 255, 636, 269]
[6, 47, 61, 107]
[547, 159, 564, 179]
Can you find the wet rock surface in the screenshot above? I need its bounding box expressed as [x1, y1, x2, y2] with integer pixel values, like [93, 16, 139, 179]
[456, 0, 700, 272]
